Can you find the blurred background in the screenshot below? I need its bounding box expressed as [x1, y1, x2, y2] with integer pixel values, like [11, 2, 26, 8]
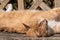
[0, 0, 54, 11]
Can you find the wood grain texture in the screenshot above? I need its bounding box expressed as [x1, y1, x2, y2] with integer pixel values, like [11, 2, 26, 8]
[0, 0, 10, 9]
[18, 0, 24, 10]
[29, 0, 51, 10]
[55, 0, 60, 7]
[0, 32, 60, 40]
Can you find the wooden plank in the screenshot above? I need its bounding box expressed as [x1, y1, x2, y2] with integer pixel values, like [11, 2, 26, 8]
[18, 0, 24, 10]
[29, 0, 51, 10]
[55, 0, 60, 7]
[0, 0, 10, 9]
[29, 0, 42, 10]
[29, 2, 39, 10]
[0, 32, 60, 40]
[39, 2, 51, 11]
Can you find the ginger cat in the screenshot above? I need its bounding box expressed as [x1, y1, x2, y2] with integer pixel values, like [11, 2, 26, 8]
[0, 8, 60, 37]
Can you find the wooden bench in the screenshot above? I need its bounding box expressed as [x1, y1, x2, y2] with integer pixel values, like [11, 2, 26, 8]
[17, 0, 60, 10]
[0, 32, 60, 40]
[0, 0, 10, 9]
[0, 0, 60, 10]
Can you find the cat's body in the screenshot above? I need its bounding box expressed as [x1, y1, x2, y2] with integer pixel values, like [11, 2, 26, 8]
[0, 8, 60, 37]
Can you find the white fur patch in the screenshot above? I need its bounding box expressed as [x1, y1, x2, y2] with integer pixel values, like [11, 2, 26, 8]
[48, 20, 56, 28]
[6, 4, 13, 12]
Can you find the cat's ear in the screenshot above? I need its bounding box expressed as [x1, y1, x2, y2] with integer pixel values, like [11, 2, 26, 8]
[37, 18, 48, 27]
[23, 23, 30, 30]
[37, 19, 48, 37]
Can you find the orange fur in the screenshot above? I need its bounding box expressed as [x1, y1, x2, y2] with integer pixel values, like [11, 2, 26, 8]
[0, 8, 60, 37]
[26, 19, 48, 37]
